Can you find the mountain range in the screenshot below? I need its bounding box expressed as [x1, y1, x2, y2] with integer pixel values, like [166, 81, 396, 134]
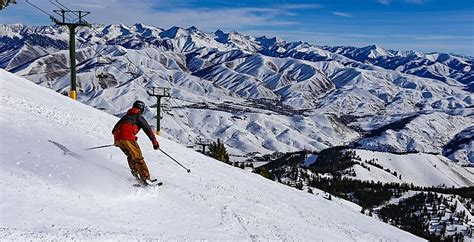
[0, 23, 472, 164]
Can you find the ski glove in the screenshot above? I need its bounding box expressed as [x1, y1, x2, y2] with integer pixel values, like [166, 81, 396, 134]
[153, 140, 160, 150]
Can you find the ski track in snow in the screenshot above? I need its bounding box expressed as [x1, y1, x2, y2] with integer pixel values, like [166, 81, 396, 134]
[0, 69, 423, 240]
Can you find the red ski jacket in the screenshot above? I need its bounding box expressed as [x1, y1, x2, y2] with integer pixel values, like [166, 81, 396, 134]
[112, 108, 158, 146]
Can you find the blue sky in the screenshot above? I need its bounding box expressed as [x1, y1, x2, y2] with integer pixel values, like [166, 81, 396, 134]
[1, 0, 473, 55]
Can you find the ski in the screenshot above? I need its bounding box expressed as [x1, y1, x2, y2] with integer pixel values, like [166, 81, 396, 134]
[132, 179, 163, 188]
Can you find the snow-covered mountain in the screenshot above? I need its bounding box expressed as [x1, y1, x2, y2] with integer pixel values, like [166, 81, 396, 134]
[0, 23, 472, 164]
[350, 149, 474, 187]
[0, 69, 421, 240]
[323, 45, 473, 90]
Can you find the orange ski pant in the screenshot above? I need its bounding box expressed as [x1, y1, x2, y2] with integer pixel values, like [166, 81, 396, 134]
[115, 140, 150, 180]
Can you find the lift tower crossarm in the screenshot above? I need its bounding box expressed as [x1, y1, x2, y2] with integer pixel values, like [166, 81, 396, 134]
[147, 87, 171, 135]
[195, 138, 212, 154]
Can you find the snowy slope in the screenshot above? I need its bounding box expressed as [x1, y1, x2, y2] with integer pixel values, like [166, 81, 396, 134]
[443, 126, 474, 164]
[357, 112, 473, 154]
[351, 150, 474, 187]
[0, 69, 421, 240]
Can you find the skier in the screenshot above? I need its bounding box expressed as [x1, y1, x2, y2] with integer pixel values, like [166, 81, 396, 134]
[112, 100, 159, 185]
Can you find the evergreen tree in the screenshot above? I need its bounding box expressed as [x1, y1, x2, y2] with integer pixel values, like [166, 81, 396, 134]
[208, 138, 230, 164]
[255, 166, 274, 180]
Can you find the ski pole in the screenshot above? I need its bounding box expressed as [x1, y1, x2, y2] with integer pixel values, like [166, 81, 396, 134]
[159, 149, 191, 173]
[84, 144, 115, 150]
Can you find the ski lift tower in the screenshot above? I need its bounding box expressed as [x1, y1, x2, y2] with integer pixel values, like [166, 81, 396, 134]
[147, 87, 171, 136]
[195, 137, 211, 154]
[51, 9, 90, 100]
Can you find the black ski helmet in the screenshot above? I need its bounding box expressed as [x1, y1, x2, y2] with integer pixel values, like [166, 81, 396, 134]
[133, 100, 146, 114]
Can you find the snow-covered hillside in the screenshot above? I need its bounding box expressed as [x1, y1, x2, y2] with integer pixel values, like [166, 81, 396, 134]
[323, 45, 473, 89]
[1, 24, 472, 164]
[0, 69, 421, 240]
[349, 150, 474, 187]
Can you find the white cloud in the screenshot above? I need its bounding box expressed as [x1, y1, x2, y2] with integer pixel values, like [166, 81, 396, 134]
[412, 34, 474, 40]
[332, 11, 352, 17]
[377, 0, 391, 5]
[17, 0, 322, 30]
[377, 0, 427, 5]
[69, 3, 106, 9]
[280, 4, 323, 10]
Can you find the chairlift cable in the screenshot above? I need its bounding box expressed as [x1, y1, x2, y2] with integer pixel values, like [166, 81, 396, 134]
[27, 0, 200, 145]
[25, 0, 54, 17]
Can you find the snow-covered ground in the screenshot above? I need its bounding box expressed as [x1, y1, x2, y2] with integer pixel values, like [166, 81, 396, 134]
[372, 191, 420, 218]
[0, 69, 421, 240]
[351, 150, 474, 187]
[455, 198, 474, 223]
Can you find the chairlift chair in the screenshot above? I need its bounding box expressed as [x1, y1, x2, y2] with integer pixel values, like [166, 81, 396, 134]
[185, 135, 195, 148]
[126, 63, 139, 78]
[161, 98, 172, 112]
[95, 56, 112, 81]
[95, 66, 110, 80]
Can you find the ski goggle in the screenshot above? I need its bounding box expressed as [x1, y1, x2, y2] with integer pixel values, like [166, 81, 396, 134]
[134, 101, 146, 113]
